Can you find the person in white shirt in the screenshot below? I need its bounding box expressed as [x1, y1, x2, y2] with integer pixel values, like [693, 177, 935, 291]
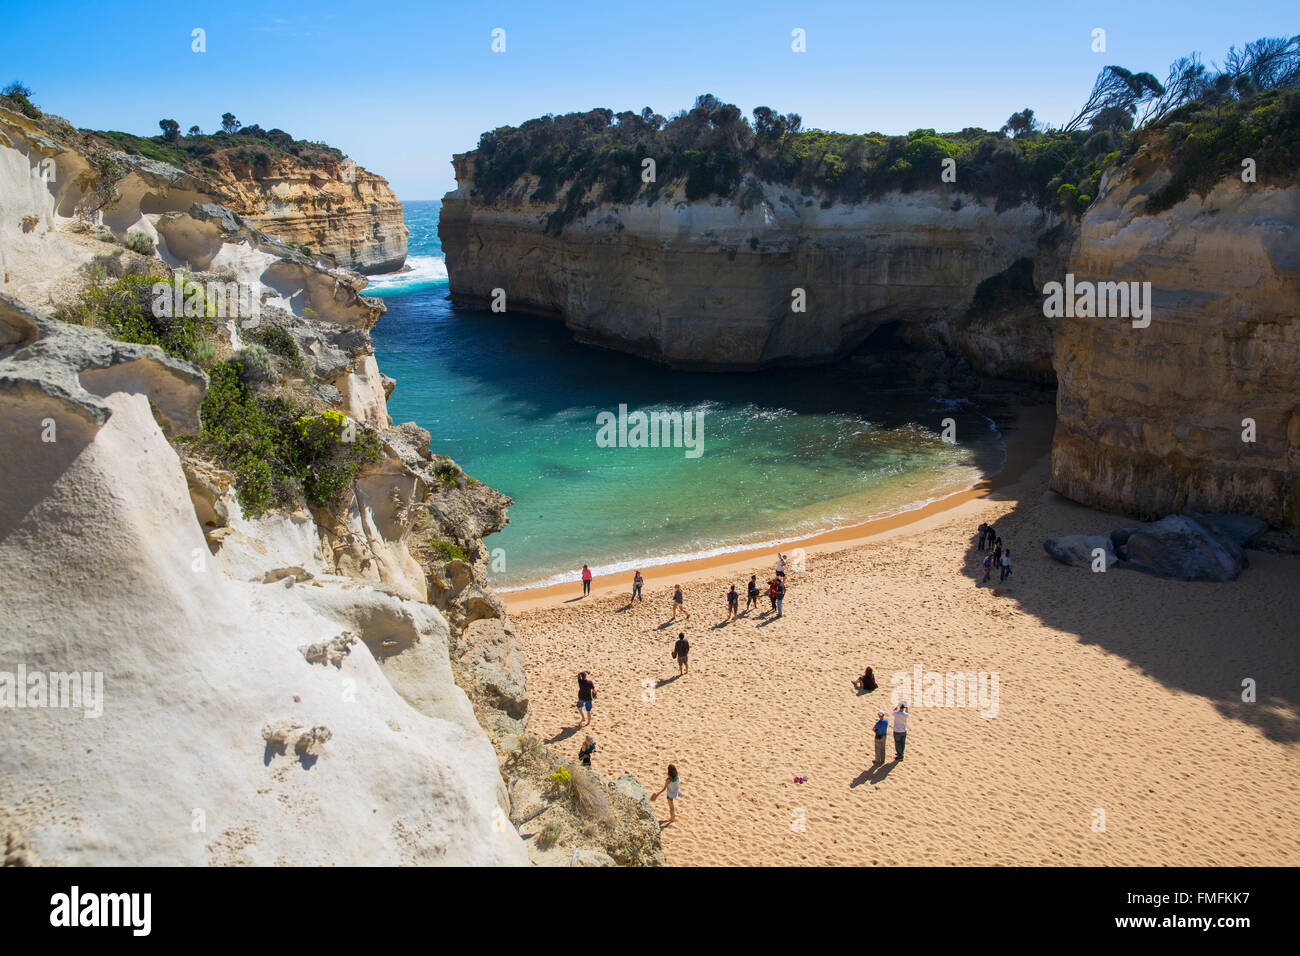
[999, 549, 1012, 582]
[775, 552, 787, 579]
[892, 702, 910, 761]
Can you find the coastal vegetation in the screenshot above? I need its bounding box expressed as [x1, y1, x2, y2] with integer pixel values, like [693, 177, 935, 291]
[465, 34, 1300, 233]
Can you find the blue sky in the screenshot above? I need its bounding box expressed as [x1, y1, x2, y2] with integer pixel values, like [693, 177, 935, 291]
[2, 1, 1295, 199]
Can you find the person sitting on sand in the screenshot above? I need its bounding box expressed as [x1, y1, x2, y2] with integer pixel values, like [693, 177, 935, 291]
[632, 570, 644, 602]
[672, 632, 690, 675]
[651, 764, 681, 823]
[578, 734, 596, 767]
[726, 585, 739, 621]
[853, 667, 878, 693]
[746, 575, 760, 609]
[671, 584, 690, 620]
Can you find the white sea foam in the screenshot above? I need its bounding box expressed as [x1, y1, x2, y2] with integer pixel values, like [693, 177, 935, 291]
[363, 255, 448, 296]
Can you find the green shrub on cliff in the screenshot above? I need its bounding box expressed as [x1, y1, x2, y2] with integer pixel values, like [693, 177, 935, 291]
[198, 363, 381, 516]
[56, 273, 213, 364]
[429, 538, 467, 563]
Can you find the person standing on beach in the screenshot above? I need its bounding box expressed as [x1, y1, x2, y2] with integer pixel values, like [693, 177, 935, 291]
[775, 552, 787, 580]
[650, 764, 681, 823]
[872, 709, 889, 766]
[581, 564, 592, 596]
[726, 585, 739, 621]
[746, 575, 760, 610]
[576, 671, 596, 726]
[982, 552, 993, 583]
[992, 540, 1003, 570]
[632, 570, 644, 602]
[671, 584, 690, 620]
[672, 632, 690, 675]
[578, 734, 596, 767]
[977, 522, 989, 550]
[892, 702, 910, 761]
[766, 577, 779, 612]
[1000, 549, 1012, 582]
[774, 576, 786, 617]
[985, 524, 997, 552]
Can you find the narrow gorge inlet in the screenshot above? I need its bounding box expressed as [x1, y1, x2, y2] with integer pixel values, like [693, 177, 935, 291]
[1, 2, 1297, 920]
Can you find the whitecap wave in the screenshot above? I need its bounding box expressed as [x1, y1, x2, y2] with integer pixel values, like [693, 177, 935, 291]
[363, 255, 448, 297]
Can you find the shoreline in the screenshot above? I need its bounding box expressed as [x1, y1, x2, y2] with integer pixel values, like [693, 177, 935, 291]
[504, 401, 1057, 614]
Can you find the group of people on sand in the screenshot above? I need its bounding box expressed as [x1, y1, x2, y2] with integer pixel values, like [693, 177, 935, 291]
[576, 552, 793, 623]
[561, 550, 798, 829]
[570, 669, 684, 824]
[853, 666, 912, 764]
[976, 522, 1013, 583]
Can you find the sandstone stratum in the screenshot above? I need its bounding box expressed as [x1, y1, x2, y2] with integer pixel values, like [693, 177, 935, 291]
[0, 101, 661, 866]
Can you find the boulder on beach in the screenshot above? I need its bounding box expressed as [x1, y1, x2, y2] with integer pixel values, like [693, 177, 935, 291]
[1043, 534, 1118, 570]
[1118, 515, 1247, 582]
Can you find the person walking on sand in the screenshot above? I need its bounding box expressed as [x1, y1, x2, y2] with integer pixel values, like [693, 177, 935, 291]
[651, 764, 681, 823]
[746, 574, 760, 610]
[853, 667, 878, 693]
[672, 632, 690, 675]
[576, 671, 596, 726]
[632, 570, 644, 602]
[774, 575, 786, 617]
[1000, 548, 1012, 582]
[982, 551, 993, 583]
[872, 709, 889, 766]
[991, 540, 1003, 570]
[977, 521, 990, 550]
[892, 702, 910, 761]
[581, 564, 592, 596]
[726, 584, 739, 621]
[578, 734, 596, 767]
[985, 524, 997, 552]
[671, 584, 690, 620]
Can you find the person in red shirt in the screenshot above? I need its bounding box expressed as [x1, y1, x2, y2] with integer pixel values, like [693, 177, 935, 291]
[581, 563, 592, 596]
[767, 578, 779, 612]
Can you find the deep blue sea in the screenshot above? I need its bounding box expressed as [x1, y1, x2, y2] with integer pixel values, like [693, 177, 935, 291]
[367, 200, 1004, 589]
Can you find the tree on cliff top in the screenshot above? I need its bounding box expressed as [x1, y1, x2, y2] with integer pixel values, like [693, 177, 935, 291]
[221, 112, 240, 134]
[159, 119, 180, 142]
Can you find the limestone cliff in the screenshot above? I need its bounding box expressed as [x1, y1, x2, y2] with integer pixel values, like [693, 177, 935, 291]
[1051, 155, 1300, 530]
[202, 152, 408, 275]
[0, 103, 661, 865]
[440, 153, 1065, 377]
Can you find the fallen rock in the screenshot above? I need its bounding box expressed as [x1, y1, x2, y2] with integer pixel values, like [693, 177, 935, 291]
[1043, 534, 1118, 570]
[264, 566, 314, 584]
[1120, 515, 1246, 582]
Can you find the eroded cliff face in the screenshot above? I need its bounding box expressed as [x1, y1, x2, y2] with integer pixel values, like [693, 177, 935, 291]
[205, 153, 408, 274]
[0, 105, 663, 865]
[440, 154, 1065, 376]
[1051, 156, 1300, 530]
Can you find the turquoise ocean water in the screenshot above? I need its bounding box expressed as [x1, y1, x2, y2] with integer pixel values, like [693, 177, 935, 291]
[366, 200, 1004, 589]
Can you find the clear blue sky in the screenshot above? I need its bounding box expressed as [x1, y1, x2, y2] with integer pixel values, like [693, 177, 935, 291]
[2, 1, 1295, 199]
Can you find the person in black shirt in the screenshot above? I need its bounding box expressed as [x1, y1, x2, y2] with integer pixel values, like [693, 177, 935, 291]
[672, 633, 690, 675]
[576, 671, 596, 726]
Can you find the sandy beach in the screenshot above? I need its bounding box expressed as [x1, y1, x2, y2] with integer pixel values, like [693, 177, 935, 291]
[509, 404, 1300, 866]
